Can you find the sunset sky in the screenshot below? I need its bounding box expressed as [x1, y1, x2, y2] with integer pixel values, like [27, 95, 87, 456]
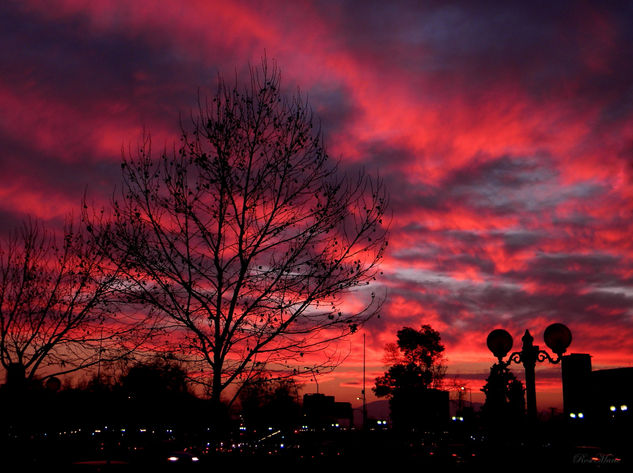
[2, 0, 633, 410]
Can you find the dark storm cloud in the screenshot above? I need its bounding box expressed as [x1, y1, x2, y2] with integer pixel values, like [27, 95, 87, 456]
[375, 155, 563, 220]
[380, 265, 633, 355]
[0, 1, 209, 126]
[508, 253, 629, 287]
[0, 209, 27, 238]
[1, 127, 121, 196]
[309, 83, 361, 139]
[500, 230, 544, 253]
[440, 156, 559, 213]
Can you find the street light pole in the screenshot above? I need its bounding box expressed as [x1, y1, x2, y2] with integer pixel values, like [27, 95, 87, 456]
[487, 323, 572, 422]
[521, 330, 538, 422]
[362, 333, 367, 429]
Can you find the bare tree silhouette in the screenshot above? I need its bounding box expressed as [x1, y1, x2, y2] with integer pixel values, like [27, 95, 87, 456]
[87, 60, 388, 405]
[0, 219, 140, 387]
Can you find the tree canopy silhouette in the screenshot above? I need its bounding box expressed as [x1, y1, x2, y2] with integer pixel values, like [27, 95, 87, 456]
[120, 358, 190, 398]
[87, 61, 388, 405]
[374, 325, 445, 430]
[481, 363, 525, 428]
[238, 378, 301, 430]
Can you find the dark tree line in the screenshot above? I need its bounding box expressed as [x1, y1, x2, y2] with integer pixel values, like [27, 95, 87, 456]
[0, 357, 209, 436]
[238, 378, 301, 430]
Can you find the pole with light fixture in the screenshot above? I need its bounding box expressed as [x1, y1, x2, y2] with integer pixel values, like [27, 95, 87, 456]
[363, 333, 367, 429]
[486, 323, 572, 423]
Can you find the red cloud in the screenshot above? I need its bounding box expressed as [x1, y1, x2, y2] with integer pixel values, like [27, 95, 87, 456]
[2, 0, 633, 409]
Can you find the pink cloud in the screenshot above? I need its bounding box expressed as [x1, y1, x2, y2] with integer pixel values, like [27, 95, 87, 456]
[2, 0, 633, 409]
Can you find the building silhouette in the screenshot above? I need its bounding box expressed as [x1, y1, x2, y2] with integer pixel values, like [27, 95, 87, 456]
[562, 353, 633, 426]
[302, 393, 353, 428]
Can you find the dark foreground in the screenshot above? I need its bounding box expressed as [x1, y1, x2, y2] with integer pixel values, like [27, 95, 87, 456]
[1, 427, 627, 472]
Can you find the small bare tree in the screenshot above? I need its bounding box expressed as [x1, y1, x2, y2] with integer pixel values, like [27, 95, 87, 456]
[89, 61, 388, 405]
[0, 219, 139, 387]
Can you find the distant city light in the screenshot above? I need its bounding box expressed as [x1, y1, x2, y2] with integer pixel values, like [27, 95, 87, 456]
[167, 456, 179, 462]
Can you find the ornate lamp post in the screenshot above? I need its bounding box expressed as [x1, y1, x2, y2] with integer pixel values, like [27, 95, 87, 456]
[486, 323, 572, 422]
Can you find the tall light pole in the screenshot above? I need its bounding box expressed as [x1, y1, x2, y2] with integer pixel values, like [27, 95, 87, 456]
[362, 333, 367, 429]
[305, 367, 319, 394]
[486, 323, 572, 422]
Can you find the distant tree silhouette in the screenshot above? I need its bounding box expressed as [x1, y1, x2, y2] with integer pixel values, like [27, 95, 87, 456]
[120, 357, 190, 398]
[374, 325, 446, 430]
[86, 60, 388, 405]
[239, 378, 301, 430]
[117, 357, 204, 426]
[8, 359, 203, 433]
[481, 363, 525, 430]
[0, 219, 140, 388]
